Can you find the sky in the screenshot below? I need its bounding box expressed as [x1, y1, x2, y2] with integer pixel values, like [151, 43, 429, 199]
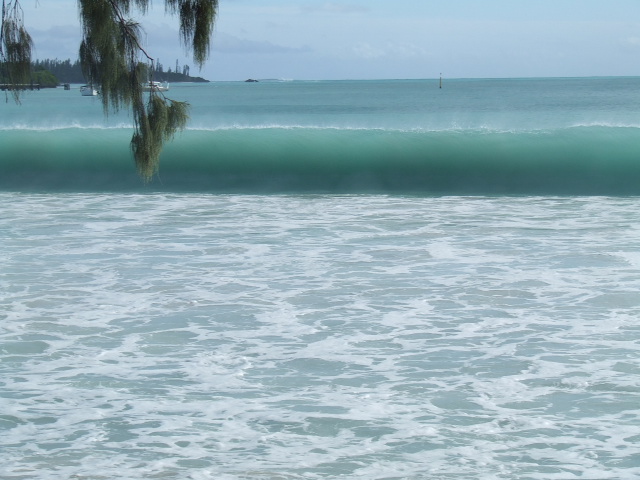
[19, 0, 640, 81]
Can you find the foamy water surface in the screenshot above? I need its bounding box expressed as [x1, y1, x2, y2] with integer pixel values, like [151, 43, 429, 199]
[1, 193, 639, 479]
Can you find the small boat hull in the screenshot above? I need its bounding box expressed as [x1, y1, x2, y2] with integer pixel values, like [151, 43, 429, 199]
[80, 85, 98, 96]
[142, 81, 169, 92]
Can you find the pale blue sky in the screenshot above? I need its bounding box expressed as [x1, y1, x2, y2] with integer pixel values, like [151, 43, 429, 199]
[22, 0, 640, 80]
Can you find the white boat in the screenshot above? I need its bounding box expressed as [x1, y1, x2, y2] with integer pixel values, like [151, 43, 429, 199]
[142, 81, 169, 92]
[80, 85, 98, 96]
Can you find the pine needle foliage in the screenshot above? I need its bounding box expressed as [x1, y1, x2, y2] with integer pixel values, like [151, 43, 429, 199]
[0, 0, 33, 103]
[2, 0, 218, 181]
[166, 0, 217, 67]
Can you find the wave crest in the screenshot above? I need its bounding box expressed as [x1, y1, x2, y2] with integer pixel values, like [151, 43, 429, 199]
[2, 125, 640, 194]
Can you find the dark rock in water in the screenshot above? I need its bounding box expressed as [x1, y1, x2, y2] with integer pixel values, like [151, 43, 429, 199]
[245, 79, 259, 83]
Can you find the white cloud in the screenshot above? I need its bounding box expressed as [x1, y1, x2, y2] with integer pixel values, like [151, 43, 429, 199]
[212, 32, 312, 55]
[352, 42, 427, 60]
[30, 25, 82, 60]
[301, 2, 370, 14]
[352, 42, 384, 59]
[623, 36, 640, 47]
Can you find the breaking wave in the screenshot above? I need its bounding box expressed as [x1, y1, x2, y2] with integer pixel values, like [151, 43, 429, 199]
[2, 125, 640, 194]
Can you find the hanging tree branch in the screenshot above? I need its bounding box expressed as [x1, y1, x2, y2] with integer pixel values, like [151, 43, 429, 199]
[78, 0, 218, 181]
[2, 0, 218, 181]
[1, 0, 33, 103]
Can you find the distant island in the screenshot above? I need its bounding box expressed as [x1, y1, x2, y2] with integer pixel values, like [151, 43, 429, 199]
[29, 58, 210, 86]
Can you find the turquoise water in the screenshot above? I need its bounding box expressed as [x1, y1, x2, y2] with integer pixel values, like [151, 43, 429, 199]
[3, 77, 640, 193]
[2, 79, 640, 479]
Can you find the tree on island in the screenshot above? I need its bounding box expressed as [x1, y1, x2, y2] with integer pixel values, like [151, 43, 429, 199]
[0, 0, 218, 180]
[32, 59, 84, 84]
[30, 67, 58, 88]
[29, 58, 209, 84]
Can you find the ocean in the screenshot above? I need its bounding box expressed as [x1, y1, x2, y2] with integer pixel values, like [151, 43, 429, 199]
[1, 78, 640, 479]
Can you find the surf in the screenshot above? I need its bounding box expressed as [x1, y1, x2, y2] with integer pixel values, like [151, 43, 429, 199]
[2, 125, 640, 195]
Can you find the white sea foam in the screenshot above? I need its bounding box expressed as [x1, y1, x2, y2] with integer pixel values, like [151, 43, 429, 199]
[1, 194, 639, 479]
[0, 122, 133, 132]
